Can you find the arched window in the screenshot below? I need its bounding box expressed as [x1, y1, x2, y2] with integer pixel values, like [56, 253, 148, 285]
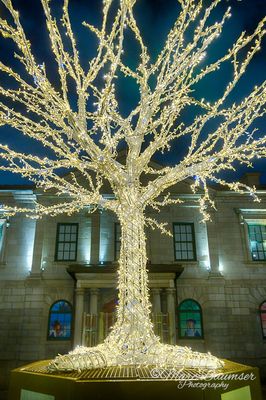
[47, 300, 72, 340]
[178, 299, 203, 339]
[260, 301, 266, 338]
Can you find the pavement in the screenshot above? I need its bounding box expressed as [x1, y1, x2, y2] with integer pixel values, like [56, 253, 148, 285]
[1, 384, 266, 399]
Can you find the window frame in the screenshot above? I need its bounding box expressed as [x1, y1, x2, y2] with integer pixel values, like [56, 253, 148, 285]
[173, 222, 197, 262]
[236, 210, 266, 264]
[0, 218, 7, 264]
[47, 299, 73, 341]
[259, 301, 266, 339]
[54, 223, 79, 262]
[114, 222, 121, 261]
[247, 223, 266, 262]
[177, 298, 204, 340]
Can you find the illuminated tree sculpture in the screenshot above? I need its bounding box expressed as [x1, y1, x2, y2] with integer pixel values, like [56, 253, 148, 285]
[0, 0, 265, 371]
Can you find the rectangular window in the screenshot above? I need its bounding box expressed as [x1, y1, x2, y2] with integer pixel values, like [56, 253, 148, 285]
[173, 223, 197, 261]
[114, 223, 121, 261]
[55, 223, 78, 261]
[248, 224, 266, 261]
[0, 218, 8, 263]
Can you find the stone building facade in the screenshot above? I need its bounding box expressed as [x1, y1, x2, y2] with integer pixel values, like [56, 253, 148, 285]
[0, 173, 266, 392]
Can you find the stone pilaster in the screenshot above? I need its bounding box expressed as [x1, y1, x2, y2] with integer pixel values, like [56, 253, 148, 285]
[206, 212, 223, 277]
[151, 288, 161, 314]
[166, 288, 176, 345]
[73, 288, 85, 347]
[90, 211, 100, 265]
[30, 219, 43, 278]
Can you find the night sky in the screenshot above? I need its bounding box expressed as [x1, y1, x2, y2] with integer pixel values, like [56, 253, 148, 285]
[0, 0, 265, 185]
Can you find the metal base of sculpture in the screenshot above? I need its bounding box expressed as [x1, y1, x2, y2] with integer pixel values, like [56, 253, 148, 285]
[9, 359, 262, 400]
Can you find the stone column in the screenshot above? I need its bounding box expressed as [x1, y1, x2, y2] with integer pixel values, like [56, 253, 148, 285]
[73, 288, 85, 347]
[90, 211, 100, 265]
[89, 288, 99, 315]
[151, 288, 161, 314]
[206, 212, 222, 277]
[30, 219, 44, 278]
[90, 289, 100, 343]
[166, 288, 176, 345]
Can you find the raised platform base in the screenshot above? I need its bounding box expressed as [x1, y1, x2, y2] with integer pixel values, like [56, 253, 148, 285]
[8, 359, 262, 400]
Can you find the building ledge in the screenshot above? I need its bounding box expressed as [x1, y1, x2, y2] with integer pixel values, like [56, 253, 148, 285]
[243, 261, 266, 266]
[67, 263, 184, 280]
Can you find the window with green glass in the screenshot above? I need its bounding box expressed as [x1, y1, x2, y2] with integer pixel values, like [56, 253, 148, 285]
[178, 299, 203, 339]
[173, 223, 197, 261]
[114, 222, 121, 261]
[248, 224, 266, 261]
[0, 222, 4, 241]
[0, 220, 5, 253]
[55, 223, 78, 261]
[260, 301, 266, 339]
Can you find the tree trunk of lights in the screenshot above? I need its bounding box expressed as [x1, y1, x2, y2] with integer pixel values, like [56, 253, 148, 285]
[105, 205, 158, 363]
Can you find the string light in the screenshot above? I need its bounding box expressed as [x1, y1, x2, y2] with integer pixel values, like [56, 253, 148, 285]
[0, 0, 265, 371]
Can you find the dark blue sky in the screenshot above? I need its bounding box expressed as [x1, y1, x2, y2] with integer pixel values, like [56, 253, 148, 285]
[0, 0, 265, 185]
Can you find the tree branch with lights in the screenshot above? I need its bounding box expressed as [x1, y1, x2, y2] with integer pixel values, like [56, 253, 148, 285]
[0, 0, 265, 371]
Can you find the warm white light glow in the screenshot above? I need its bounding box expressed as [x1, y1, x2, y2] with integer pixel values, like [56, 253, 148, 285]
[0, 0, 265, 371]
